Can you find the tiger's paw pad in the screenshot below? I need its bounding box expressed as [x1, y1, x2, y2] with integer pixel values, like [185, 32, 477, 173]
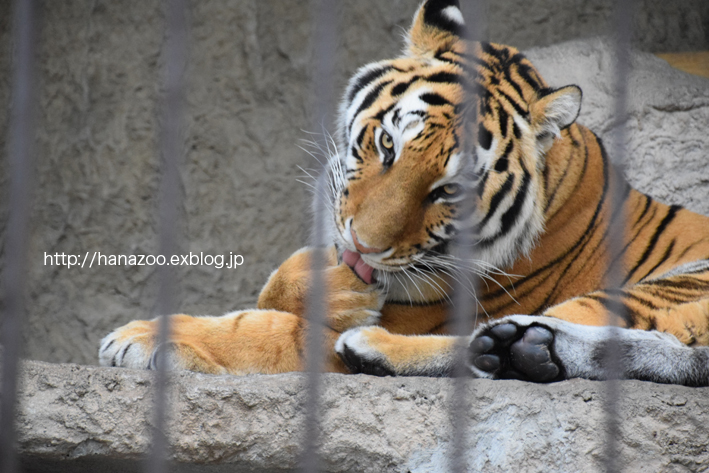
[335, 327, 395, 377]
[468, 321, 561, 382]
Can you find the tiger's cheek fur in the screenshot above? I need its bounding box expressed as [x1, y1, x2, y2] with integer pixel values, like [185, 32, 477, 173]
[338, 164, 445, 258]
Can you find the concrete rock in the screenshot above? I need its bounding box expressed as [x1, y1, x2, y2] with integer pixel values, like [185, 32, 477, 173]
[14, 360, 709, 472]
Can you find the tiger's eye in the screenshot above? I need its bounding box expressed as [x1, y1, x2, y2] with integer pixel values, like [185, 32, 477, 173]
[380, 132, 394, 150]
[443, 184, 461, 196]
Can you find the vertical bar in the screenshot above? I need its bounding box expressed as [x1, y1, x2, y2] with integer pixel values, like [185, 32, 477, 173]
[146, 0, 188, 472]
[447, 2, 485, 472]
[300, 1, 339, 472]
[603, 1, 635, 472]
[0, 1, 38, 472]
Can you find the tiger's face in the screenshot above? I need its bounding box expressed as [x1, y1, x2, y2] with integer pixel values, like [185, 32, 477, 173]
[327, 0, 581, 302]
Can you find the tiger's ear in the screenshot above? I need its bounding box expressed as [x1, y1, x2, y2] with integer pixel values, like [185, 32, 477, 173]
[530, 85, 582, 152]
[406, 0, 466, 57]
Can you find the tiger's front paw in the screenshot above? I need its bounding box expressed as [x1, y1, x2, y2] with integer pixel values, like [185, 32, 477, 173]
[323, 263, 385, 331]
[258, 247, 385, 332]
[468, 316, 562, 382]
[99, 319, 157, 369]
[335, 326, 396, 376]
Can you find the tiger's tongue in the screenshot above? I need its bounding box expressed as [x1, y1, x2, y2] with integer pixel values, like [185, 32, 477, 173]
[342, 249, 376, 284]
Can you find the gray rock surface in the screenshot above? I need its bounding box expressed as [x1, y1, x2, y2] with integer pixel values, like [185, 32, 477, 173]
[14, 360, 709, 473]
[0, 1, 708, 367]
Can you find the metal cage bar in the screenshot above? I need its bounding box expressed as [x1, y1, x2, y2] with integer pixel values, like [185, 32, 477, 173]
[603, 1, 636, 471]
[300, 1, 341, 472]
[447, 1, 488, 471]
[146, 0, 189, 472]
[0, 1, 38, 472]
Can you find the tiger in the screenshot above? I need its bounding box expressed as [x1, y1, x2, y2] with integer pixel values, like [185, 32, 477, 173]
[100, 0, 709, 386]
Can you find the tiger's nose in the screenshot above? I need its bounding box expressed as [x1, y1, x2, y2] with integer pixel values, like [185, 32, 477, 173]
[350, 228, 384, 254]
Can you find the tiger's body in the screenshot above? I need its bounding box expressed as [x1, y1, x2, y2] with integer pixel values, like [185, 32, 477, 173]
[100, 0, 709, 385]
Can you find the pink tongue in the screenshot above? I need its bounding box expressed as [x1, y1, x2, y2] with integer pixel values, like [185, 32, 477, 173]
[342, 249, 376, 284]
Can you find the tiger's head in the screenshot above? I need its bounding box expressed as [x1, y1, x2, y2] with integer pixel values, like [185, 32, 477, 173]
[328, 0, 582, 302]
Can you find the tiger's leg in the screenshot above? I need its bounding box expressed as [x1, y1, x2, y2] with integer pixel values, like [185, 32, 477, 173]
[469, 263, 709, 385]
[336, 303, 709, 385]
[338, 265, 709, 384]
[100, 246, 383, 374]
[336, 326, 459, 377]
[467, 310, 709, 386]
[257, 246, 385, 332]
[99, 310, 348, 374]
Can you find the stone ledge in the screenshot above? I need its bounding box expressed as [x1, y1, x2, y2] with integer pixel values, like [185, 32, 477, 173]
[12, 360, 709, 472]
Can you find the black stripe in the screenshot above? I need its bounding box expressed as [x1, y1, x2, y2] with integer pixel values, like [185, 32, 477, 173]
[477, 173, 514, 228]
[512, 121, 521, 139]
[633, 194, 653, 229]
[621, 290, 660, 310]
[543, 136, 577, 212]
[392, 75, 420, 96]
[392, 109, 402, 128]
[498, 106, 509, 138]
[497, 162, 531, 236]
[481, 42, 505, 63]
[349, 80, 392, 131]
[476, 170, 489, 197]
[497, 89, 528, 120]
[427, 228, 445, 243]
[494, 141, 513, 173]
[643, 277, 709, 291]
[624, 205, 680, 284]
[347, 66, 394, 103]
[502, 67, 525, 102]
[478, 123, 492, 150]
[639, 239, 676, 282]
[587, 294, 636, 327]
[386, 297, 449, 307]
[434, 49, 461, 66]
[621, 206, 657, 257]
[420, 92, 451, 106]
[374, 102, 397, 122]
[515, 62, 544, 91]
[355, 125, 367, 149]
[426, 71, 462, 84]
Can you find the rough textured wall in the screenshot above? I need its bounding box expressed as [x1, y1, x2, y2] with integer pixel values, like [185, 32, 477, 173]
[486, 0, 709, 52]
[0, 1, 708, 366]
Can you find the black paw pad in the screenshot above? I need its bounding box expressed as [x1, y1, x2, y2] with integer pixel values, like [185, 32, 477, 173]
[490, 323, 517, 341]
[474, 354, 500, 371]
[338, 344, 395, 377]
[469, 322, 562, 382]
[510, 327, 559, 382]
